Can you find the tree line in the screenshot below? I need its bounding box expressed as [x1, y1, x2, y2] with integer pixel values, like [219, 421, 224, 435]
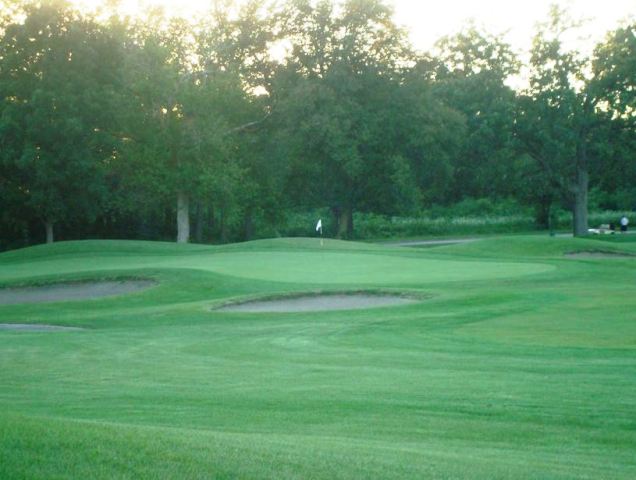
[1, 0, 635, 248]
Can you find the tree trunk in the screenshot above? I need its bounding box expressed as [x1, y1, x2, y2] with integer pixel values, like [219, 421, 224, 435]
[534, 194, 552, 229]
[23, 225, 31, 247]
[45, 220, 54, 244]
[244, 209, 254, 241]
[194, 203, 205, 244]
[572, 168, 589, 237]
[336, 207, 353, 239]
[220, 208, 228, 243]
[209, 204, 216, 238]
[177, 191, 190, 243]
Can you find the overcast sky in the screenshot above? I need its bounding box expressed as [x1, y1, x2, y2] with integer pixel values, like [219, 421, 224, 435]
[392, 0, 635, 55]
[73, 0, 635, 55]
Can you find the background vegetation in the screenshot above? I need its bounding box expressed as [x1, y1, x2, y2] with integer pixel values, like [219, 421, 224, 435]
[1, 0, 635, 248]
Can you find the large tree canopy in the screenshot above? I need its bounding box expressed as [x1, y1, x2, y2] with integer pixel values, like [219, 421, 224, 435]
[433, 26, 519, 201]
[514, 7, 634, 236]
[0, 1, 123, 243]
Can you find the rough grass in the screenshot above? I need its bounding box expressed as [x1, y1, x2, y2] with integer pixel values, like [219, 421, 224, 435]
[0, 237, 635, 479]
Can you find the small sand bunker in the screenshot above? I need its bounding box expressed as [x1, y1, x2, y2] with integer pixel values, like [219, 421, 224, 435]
[565, 251, 635, 259]
[217, 293, 418, 313]
[0, 324, 84, 332]
[0, 280, 156, 305]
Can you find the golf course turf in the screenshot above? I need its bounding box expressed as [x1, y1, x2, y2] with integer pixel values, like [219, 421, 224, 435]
[0, 236, 635, 479]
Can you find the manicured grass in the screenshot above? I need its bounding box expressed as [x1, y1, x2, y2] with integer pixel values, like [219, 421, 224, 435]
[1, 236, 635, 479]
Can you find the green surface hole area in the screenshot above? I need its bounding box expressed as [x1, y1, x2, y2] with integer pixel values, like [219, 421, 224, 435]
[0, 245, 554, 286]
[196, 251, 554, 284]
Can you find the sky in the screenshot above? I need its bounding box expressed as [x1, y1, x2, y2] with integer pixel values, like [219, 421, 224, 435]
[392, 0, 635, 56]
[72, 0, 636, 56]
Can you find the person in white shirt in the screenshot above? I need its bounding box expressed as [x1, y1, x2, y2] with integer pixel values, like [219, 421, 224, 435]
[620, 216, 629, 233]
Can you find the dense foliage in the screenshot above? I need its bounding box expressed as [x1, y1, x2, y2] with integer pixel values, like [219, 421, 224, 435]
[1, 0, 635, 247]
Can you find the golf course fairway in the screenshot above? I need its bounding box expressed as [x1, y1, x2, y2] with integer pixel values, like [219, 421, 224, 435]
[0, 236, 635, 479]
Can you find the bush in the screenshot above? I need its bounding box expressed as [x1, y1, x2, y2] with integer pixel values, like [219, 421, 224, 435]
[590, 188, 636, 211]
[276, 200, 635, 241]
[279, 209, 333, 238]
[427, 198, 532, 219]
[353, 213, 535, 239]
[277, 202, 537, 240]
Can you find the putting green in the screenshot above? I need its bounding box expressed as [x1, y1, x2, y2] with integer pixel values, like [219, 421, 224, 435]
[176, 251, 554, 284]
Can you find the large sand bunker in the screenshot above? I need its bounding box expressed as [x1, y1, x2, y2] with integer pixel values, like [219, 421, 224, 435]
[0, 324, 84, 332]
[565, 251, 635, 259]
[0, 280, 156, 305]
[217, 293, 418, 313]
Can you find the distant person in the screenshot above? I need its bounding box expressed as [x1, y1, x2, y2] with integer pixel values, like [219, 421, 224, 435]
[609, 222, 616, 232]
[620, 216, 629, 233]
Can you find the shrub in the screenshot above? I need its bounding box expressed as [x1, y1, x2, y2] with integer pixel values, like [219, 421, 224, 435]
[275, 201, 635, 241]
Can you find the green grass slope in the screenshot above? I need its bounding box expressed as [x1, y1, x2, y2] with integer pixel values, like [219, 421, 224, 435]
[0, 237, 635, 479]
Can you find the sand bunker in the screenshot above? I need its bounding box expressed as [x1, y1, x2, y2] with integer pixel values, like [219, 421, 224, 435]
[565, 251, 635, 259]
[0, 280, 156, 305]
[217, 293, 418, 313]
[0, 324, 84, 332]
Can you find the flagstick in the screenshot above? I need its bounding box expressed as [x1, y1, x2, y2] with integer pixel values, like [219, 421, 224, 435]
[316, 219, 324, 247]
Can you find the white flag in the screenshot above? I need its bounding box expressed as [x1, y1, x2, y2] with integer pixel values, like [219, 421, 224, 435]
[316, 219, 322, 233]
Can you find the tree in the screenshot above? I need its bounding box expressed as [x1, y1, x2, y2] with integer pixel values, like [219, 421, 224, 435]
[433, 26, 519, 201]
[117, 12, 259, 244]
[393, 61, 466, 207]
[589, 22, 636, 208]
[273, 0, 415, 238]
[592, 22, 636, 123]
[194, 1, 281, 242]
[0, 1, 124, 243]
[517, 6, 604, 236]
